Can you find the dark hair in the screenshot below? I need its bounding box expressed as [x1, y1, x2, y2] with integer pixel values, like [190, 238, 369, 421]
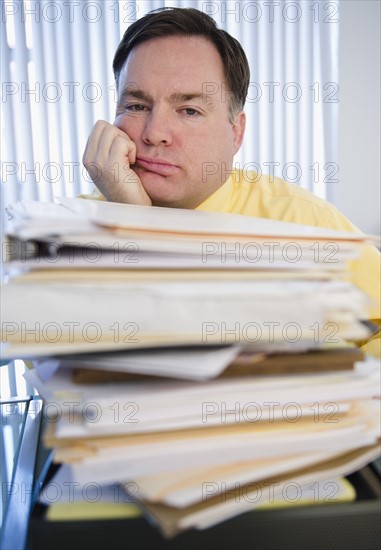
[113, 7, 250, 120]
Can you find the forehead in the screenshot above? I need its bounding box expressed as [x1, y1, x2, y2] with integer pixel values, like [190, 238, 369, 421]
[118, 35, 225, 92]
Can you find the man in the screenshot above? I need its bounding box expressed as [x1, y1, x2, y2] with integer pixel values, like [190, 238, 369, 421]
[82, 7, 380, 356]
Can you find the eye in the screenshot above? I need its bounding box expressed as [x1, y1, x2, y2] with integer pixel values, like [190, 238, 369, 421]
[182, 108, 200, 117]
[125, 104, 147, 112]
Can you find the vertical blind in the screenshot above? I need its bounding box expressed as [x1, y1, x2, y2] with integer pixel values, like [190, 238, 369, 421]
[0, 0, 339, 397]
[1, 0, 339, 209]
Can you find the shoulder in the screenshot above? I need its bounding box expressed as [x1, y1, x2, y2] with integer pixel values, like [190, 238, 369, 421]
[229, 170, 359, 232]
[230, 170, 380, 322]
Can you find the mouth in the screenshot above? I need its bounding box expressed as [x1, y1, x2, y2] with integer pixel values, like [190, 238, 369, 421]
[135, 157, 179, 176]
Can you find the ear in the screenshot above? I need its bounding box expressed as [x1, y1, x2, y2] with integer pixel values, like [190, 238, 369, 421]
[231, 111, 246, 155]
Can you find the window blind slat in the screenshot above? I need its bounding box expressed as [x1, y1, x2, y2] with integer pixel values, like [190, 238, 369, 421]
[299, 3, 315, 193]
[12, 7, 37, 201]
[1, 31, 19, 205]
[50, 0, 82, 197]
[318, 10, 339, 204]
[27, 2, 53, 202]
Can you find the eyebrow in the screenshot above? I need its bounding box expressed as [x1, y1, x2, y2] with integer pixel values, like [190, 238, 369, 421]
[118, 88, 215, 107]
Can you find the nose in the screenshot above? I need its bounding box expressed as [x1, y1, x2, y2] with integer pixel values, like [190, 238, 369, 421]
[142, 107, 172, 146]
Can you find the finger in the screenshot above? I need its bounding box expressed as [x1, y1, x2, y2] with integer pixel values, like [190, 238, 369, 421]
[83, 120, 113, 167]
[94, 123, 135, 167]
[112, 119, 137, 164]
[109, 135, 137, 168]
[83, 125, 114, 183]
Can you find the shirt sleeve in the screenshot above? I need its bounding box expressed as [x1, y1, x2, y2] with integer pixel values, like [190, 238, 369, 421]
[324, 206, 381, 357]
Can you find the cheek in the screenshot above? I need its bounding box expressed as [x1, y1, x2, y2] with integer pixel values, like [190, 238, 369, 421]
[196, 131, 234, 163]
[113, 115, 142, 141]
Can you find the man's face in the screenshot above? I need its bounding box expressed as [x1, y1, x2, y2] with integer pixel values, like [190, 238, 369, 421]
[114, 35, 245, 209]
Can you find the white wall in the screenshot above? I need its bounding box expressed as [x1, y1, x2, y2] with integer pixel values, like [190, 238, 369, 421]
[337, 0, 381, 234]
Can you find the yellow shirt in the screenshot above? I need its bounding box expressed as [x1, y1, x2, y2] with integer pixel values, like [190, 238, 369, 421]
[195, 170, 381, 357]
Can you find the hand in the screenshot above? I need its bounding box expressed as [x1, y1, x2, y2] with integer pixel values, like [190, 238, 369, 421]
[82, 120, 152, 206]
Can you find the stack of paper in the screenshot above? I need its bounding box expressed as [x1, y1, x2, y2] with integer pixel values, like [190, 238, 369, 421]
[38, 463, 357, 522]
[27, 355, 380, 536]
[1, 198, 379, 536]
[1, 197, 375, 358]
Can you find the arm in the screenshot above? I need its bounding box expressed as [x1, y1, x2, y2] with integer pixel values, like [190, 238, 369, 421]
[326, 207, 381, 358]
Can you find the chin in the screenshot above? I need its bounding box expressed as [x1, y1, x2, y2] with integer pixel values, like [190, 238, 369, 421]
[149, 194, 188, 209]
[140, 175, 187, 208]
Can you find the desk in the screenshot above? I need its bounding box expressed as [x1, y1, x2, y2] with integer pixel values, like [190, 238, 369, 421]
[1, 398, 380, 550]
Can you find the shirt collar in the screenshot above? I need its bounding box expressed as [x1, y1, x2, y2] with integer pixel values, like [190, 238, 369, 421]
[195, 174, 234, 212]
